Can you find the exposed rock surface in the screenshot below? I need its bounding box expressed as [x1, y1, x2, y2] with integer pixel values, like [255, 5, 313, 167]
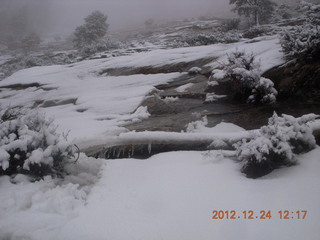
[92, 58, 320, 158]
[263, 56, 320, 103]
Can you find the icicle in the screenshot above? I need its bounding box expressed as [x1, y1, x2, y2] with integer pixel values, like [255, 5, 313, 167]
[117, 148, 121, 158]
[104, 149, 109, 159]
[121, 147, 124, 158]
[148, 143, 152, 155]
[131, 145, 135, 157]
[112, 148, 116, 158]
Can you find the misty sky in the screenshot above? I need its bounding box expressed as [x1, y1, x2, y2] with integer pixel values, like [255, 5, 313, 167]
[51, 0, 231, 29]
[1, 0, 232, 36]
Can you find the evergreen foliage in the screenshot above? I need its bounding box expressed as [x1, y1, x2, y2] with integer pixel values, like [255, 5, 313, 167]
[221, 18, 241, 31]
[230, 0, 277, 25]
[212, 50, 277, 103]
[0, 107, 75, 179]
[281, 1, 320, 60]
[73, 11, 109, 50]
[235, 113, 319, 178]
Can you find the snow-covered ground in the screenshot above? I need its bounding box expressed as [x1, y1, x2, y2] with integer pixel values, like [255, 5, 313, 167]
[1, 35, 320, 240]
[1, 147, 320, 240]
[0, 35, 284, 148]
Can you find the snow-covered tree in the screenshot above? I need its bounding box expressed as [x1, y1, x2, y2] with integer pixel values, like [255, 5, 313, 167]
[281, 1, 320, 60]
[211, 50, 277, 103]
[230, 0, 277, 26]
[0, 107, 75, 179]
[73, 11, 109, 50]
[272, 3, 295, 22]
[221, 18, 241, 31]
[235, 112, 319, 178]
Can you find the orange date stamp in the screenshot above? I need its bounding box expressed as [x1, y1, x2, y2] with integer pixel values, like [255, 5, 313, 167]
[211, 210, 308, 220]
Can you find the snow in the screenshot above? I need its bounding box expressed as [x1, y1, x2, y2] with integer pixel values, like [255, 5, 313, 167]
[211, 69, 226, 80]
[175, 83, 194, 92]
[0, 149, 10, 170]
[188, 66, 202, 74]
[0, 153, 103, 239]
[1, 35, 318, 239]
[1, 147, 319, 240]
[204, 92, 227, 102]
[186, 116, 245, 134]
[0, 55, 13, 66]
[0, 67, 181, 143]
[162, 96, 179, 103]
[0, 35, 284, 148]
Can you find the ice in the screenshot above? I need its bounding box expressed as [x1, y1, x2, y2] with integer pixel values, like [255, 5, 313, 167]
[148, 142, 152, 154]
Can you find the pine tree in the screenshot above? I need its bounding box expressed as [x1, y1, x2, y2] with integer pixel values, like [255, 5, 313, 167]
[73, 11, 109, 49]
[229, 0, 276, 25]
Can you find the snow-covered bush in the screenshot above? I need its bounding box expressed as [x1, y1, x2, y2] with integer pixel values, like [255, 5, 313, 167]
[0, 107, 75, 179]
[185, 34, 218, 46]
[78, 40, 110, 57]
[212, 50, 277, 103]
[281, 1, 320, 60]
[272, 3, 295, 22]
[77, 39, 123, 58]
[243, 26, 270, 39]
[221, 18, 241, 31]
[186, 116, 208, 133]
[216, 31, 242, 43]
[188, 67, 202, 75]
[176, 31, 241, 48]
[281, 25, 320, 59]
[0, 53, 76, 80]
[235, 112, 319, 178]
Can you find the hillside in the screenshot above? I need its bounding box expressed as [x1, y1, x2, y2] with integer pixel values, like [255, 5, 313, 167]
[1, 16, 320, 240]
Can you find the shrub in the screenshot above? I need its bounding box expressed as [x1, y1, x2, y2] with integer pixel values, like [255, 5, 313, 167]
[211, 50, 277, 103]
[77, 39, 120, 58]
[185, 34, 218, 46]
[281, 25, 320, 60]
[281, 1, 320, 60]
[0, 107, 75, 179]
[272, 3, 295, 22]
[221, 18, 241, 31]
[235, 112, 319, 178]
[243, 26, 270, 39]
[176, 31, 241, 48]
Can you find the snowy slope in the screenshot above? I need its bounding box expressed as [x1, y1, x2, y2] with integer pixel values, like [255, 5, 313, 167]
[0, 66, 181, 142]
[0, 35, 284, 147]
[1, 34, 320, 240]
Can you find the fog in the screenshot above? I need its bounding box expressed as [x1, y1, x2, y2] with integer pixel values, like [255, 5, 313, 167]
[0, 0, 232, 37]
